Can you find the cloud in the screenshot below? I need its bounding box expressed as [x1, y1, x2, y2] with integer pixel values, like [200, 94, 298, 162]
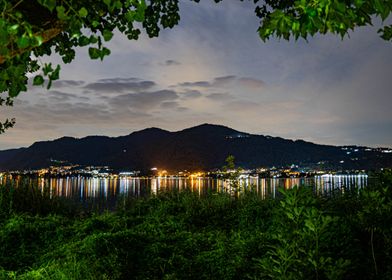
[176, 76, 236, 88]
[178, 81, 211, 88]
[179, 89, 202, 99]
[108, 90, 178, 110]
[84, 79, 156, 93]
[97, 77, 140, 83]
[13, 99, 30, 106]
[52, 80, 85, 88]
[237, 77, 265, 89]
[161, 59, 181, 66]
[205, 93, 231, 101]
[160, 101, 180, 108]
[212, 75, 236, 87]
[46, 90, 85, 102]
[177, 107, 188, 112]
[176, 75, 264, 91]
[4, 99, 112, 125]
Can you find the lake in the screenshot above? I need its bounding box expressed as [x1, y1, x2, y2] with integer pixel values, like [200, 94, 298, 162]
[1, 174, 369, 205]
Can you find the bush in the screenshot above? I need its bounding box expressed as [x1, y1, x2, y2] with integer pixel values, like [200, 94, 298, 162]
[0, 171, 391, 279]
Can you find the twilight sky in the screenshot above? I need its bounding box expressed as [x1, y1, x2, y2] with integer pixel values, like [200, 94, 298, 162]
[1, 1, 391, 150]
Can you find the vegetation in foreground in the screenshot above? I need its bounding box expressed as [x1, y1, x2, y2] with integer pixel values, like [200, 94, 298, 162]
[0, 171, 391, 279]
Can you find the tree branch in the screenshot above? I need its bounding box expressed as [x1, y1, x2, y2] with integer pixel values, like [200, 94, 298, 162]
[0, 26, 63, 65]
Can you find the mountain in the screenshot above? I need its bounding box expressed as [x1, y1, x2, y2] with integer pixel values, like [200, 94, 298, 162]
[0, 124, 391, 172]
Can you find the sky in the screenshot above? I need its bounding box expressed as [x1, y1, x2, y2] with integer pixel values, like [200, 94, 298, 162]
[1, 1, 392, 150]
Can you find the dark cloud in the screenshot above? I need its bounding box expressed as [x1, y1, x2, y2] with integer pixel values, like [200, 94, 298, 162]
[212, 75, 236, 87]
[84, 80, 156, 93]
[8, 100, 112, 125]
[109, 90, 178, 110]
[205, 93, 231, 101]
[78, 96, 90, 101]
[52, 80, 85, 88]
[176, 76, 264, 90]
[47, 90, 81, 102]
[178, 81, 211, 88]
[26, 79, 84, 90]
[177, 76, 237, 88]
[162, 59, 181, 66]
[97, 77, 140, 83]
[179, 90, 202, 99]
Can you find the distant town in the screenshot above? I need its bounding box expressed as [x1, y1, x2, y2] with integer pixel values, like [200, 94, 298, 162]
[0, 163, 374, 180]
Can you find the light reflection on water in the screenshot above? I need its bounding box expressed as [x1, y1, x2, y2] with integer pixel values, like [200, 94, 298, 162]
[1, 174, 368, 202]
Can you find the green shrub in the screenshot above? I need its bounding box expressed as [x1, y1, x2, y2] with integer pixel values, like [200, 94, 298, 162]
[0, 171, 391, 279]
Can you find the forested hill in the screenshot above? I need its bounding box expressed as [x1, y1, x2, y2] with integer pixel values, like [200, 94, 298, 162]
[0, 124, 391, 171]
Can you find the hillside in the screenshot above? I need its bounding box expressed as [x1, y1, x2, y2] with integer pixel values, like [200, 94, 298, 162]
[0, 124, 391, 171]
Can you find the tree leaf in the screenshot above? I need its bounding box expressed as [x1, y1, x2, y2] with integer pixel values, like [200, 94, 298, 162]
[17, 36, 30, 49]
[102, 29, 114, 42]
[33, 75, 44, 86]
[88, 47, 100, 59]
[79, 7, 88, 18]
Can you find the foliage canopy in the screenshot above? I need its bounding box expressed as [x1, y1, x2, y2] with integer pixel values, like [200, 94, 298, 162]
[0, 0, 391, 131]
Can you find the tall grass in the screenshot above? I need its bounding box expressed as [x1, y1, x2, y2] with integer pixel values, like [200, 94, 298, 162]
[0, 171, 391, 279]
[0, 178, 83, 217]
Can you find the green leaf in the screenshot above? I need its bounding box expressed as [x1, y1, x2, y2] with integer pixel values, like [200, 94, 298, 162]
[354, 0, 364, 8]
[78, 36, 90, 46]
[79, 7, 88, 18]
[49, 65, 61, 81]
[46, 0, 57, 12]
[135, 7, 145, 22]
[379, 25, 392, 41]
[305, 219, 316, 232]
[103, 0, 112, 8]
[56, 6, 69, 20]
[92, 21, 100, 28]
[7, 24, 19, 35]
[33, 75, 44, 86]
[89, 35, 99, 44]
[102, 29, 113, 41]
[17, 36, 30, 49]
[125, 10, 135, 21]
[88, 47, 101, 59]
[335, 2, 346, 13]
[374, 0, 384, 14]
[34, 35, 44, 46]
[38, 0, 57, 12]
[292, 21, 300, 32]
[43, 63, 53, 75]
[114, 1, 123, 9]
[101, 47, 111, 58]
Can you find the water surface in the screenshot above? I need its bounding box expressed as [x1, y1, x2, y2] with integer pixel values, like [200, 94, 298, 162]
[1, 174, 368, 204]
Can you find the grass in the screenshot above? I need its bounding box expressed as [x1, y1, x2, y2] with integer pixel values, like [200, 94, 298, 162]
[0, 171, 391, 279]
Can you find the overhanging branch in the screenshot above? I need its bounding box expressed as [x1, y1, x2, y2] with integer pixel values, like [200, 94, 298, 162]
[0, 26, 63, 65]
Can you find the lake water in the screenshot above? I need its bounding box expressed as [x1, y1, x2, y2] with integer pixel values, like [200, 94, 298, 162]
[1, 174, 369, 204]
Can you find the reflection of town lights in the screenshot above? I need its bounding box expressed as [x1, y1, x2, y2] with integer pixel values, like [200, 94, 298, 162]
[190, 172, 204, 178]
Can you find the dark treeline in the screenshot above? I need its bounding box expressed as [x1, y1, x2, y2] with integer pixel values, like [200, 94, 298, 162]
[0, 170, 391, 279]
